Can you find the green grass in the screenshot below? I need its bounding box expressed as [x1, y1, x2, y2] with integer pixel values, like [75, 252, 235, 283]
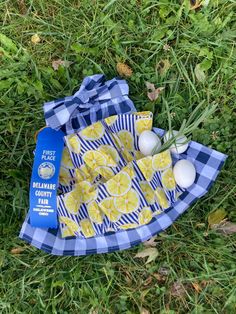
[1, 0, 236, 313]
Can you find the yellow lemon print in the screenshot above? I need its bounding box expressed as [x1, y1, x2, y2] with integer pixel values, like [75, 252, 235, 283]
[122, 164, 135, 179]
[98, 145, 120, 166]
[135, 118, 152, 135]
[99, 197, 121, 222]
[61, 147, 74, 169]
[137, 157, 154, 181]
[79, 121, 104, 141]
[162, 168, 176, 190]
[95, 166, 114, 181]
[104, 115, 117, 126]
[64, 191, 80, 214]
[152, 150, 172, 171]
[106, 171, 131, 196]
[119, 223, 139, 230]
[87, 201, 103, 224]
[134, 150, 145, 160]
[134, 111, 152, 117]
[117, 130, 134, 151]
[59, 167, 71, 186]
[59, 216, 79, 233]
[67, 135, 81, 153]
[80, 219, 95, 238]
[114, 188, 140, 214]
[140, 181, 156, 204]
[122, 149, 134, 162]
[83, 150, 107, 170]
[75, 181, 97, 203]
[155, 188, 169, 209]
[61, 226, 75, 237]
[80, 164, 98, 183]
[138, 207, 153, 225]
[74, 168, 86, 183]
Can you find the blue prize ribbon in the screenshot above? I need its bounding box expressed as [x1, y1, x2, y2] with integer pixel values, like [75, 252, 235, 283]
[29, 127, 64, 228]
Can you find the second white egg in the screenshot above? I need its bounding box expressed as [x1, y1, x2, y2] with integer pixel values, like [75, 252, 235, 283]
[138, 130, 161, 156]
[164, 130, 189, 154]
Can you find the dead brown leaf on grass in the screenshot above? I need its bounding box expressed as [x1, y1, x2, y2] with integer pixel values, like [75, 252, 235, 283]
[212, 220, 236, 235]
[170, 281, 187, 297]
[146, 81, 164, 101]
[31, 34, 41, 44]
[134, 247, 159, 264]
[10, 247, 25, 254]
[208, 208, 227, 226]
[190, 0, 202, 10]
[52, 59, 72, 70]
[157, 59, 171, 76]
[116, 62, 133, 78]
[140, 308, 150, 314]
[192, 282, 202, 293]
[143, 236, 158, 247]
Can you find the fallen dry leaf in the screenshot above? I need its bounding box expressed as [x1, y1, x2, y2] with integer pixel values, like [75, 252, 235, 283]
[143, 236, 158, 247]
[192, 282, 202, 293]
[153, 273, 166, 283]
[212, 220, 236, 235]
[116, 62, 133, 78]
[157, 59, 171, 75]
[11, 247, 25, 254]
[140, 308, 150, 314]
[31, 34, 41, 44]
[134, 247, 158, 264]
[190, 0, 202, 10]
[146, 81, 164, 101]
[194, 64, 206, 82]
[208, 208, 227, 227]
[170, 281, 187, 297]
[143, 276, 153, 286]
[52, 59, 72, 70]
[18, 0, 27, 14]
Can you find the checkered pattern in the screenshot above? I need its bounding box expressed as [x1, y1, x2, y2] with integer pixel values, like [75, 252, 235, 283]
[19, 128, 227, 256]
[44, 74, 136, 135]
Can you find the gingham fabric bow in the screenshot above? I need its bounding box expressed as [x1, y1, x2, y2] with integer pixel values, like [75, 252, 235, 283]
[44, 74, 136, 135]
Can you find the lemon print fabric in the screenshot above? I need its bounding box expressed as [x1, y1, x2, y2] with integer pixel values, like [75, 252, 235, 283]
[87, 201, 103, 224]
[138, 207, 153, 225]
[161, 168, 176, 190]
[64, 190, 80, 214]
[137, 157, 154, 181]
[67, 134, 81, 153]
[61, 147, 74, 169]
[57, 112, 185, 239]
[135, 118, 152, 135]
[98, 145, 120, 167]
[79, 121, 105, 140]
[155, 188, 169, 209]
[114, 188, 140, 214]
[106, 171, 131, 196]
[152, 150, 172, 171]
[117, 130, 134, 151]
[140, 181, 156, 204]
[99, 197, 121, 222]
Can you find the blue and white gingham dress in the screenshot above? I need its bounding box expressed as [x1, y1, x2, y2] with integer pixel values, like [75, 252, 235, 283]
[19, 74, 227, 256]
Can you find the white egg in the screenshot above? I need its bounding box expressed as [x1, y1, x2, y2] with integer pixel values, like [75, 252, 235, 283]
[164, 130, 189, 154]
[173, 159, 196, 189]
[138, 130, 161, 156]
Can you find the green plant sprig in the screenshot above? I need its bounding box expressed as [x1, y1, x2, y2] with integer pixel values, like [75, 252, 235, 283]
[152, 100, 217, 154]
